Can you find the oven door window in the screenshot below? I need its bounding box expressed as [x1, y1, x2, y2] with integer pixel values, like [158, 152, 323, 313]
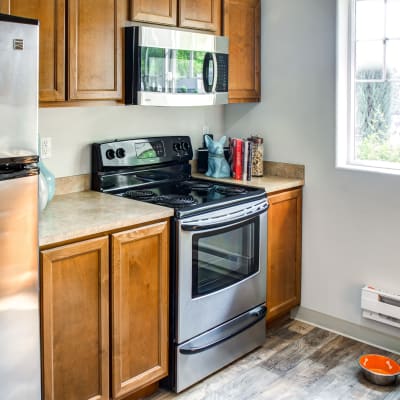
[192, 218, 260, 298]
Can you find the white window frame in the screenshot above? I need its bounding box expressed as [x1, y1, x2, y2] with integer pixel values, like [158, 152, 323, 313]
[336, 0, 400, 175]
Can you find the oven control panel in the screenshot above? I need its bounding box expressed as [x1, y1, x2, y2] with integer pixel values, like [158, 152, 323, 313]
[92, 136, 193, 169]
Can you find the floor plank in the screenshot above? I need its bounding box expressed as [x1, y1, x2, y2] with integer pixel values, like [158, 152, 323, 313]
[146, 320, 400, 400]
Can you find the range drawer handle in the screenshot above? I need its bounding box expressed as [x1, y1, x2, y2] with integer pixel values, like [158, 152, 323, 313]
[179, 306, 267, 355]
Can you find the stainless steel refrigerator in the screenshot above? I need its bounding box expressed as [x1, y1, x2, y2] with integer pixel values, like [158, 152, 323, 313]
[0, 14, 41, 400]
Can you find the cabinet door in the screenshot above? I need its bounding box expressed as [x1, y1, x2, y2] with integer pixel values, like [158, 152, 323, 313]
[41, 236, 109, 400]
[0, 0, 65, 102]
[179, 0, 221, 33]
[112, 221, 169, 399]
[267, 189, 302, 322]
[68, 0, 127, 100]
[130, 0, 177, 26]
[223, 0, 260, 103]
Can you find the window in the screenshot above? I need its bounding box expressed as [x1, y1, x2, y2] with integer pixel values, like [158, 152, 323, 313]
[337, 0, 400, 174]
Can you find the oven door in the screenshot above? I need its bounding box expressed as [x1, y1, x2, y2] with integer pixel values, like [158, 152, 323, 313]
[175, 198, 268, 343]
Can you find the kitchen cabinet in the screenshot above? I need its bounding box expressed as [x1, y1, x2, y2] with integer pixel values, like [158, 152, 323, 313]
[130, 0, 221, 33]
[130, 0, 177, 26]
[0, 0, 66, 101]
[266, 188, 302, 322]
[1, 0, 127, 104]
[41, 236, 109, 400]
[179, 0, 221, 32]
[40, 220, 169, 400]
[223, 0, 261, 103]
[68, 0, 126, 101]
[111, 222, 169, 399]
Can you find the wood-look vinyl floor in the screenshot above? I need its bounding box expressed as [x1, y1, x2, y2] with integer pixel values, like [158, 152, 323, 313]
[147, 320, 400, 400]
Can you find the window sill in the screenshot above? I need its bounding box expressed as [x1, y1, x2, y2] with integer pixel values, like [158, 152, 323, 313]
[336, 162, 400, 177]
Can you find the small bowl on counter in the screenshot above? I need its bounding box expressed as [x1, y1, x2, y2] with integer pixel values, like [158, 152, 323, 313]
[359, 354, 400, 386]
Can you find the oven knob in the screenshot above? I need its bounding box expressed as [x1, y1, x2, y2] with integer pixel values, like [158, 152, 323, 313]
[181, 141, 190, 151]
[116, 148, 126, 158]
[173, 142, 182, 152]
[105, 149, 115, 160]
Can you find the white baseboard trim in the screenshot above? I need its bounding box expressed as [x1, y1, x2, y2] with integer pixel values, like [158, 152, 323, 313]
[291, 306, 400, 355]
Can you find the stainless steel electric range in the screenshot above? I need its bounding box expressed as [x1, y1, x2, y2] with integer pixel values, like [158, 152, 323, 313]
[92, 136, 268, 393]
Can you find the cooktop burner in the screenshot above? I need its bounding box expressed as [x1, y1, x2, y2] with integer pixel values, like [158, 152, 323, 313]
[156, 194, 198, 208]
[178, 181, 214, 192]
[124, 189, 157, 200]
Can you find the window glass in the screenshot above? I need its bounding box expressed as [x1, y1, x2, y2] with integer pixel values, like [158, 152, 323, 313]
[386, 40, 400, 79]
[386, 0, 400, 38]
[352, 0, 400, 167]
[355, 41, 384, 80]
[356, 0, 385, 40]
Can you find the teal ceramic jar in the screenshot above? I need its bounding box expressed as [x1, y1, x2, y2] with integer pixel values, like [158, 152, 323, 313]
[38, 160, 55, 202]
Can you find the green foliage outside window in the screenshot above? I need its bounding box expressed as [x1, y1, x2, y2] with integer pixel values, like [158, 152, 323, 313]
[355, 70, 400, 163]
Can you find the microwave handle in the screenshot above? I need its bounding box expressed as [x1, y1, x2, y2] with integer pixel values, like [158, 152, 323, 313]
[203, 53, 218, 93]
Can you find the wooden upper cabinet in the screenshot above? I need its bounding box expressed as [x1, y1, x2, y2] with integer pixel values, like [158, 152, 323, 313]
[129, 0, 220, 33]
[266, 188, 302, 323]
[111, 221, 169, 399]
[0, 0, 65, 102]
[68, 0, 126, 101]
[223, 0, 260, 103]
[179, 0, 221, 33]
[130, 0, 177, 26]
[41, 236, 109, 400]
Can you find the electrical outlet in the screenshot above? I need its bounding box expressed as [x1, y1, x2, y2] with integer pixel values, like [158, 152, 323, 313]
[202, 125, 210, 136]
[40, 137, 52, 159]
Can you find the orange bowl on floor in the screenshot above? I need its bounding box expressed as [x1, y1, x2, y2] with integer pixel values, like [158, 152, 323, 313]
[359, 354, 400, 385]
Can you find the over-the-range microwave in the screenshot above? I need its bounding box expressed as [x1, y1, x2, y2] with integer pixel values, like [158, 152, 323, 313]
[125, 25, 229, 106]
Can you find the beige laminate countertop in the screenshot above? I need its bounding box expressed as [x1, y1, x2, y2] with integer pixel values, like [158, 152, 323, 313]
[39, 191, 173, 248]
[191, 172, 304, 194]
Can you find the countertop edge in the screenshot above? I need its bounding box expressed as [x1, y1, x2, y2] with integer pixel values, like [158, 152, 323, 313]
[39, 191, 174, 248]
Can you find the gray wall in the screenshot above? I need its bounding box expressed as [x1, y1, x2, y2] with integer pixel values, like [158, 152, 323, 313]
[225, 0, 400, 340]
[39, 105, 224, 177]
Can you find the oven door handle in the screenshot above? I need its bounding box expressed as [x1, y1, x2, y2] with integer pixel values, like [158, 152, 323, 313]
[179, 306, 267, 355]
[180, 202, 268, 232]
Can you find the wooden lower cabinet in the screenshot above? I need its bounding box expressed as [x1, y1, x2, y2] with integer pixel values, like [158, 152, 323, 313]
[41, 236, 110, 400]
[40, 220, 169, 400]
[111, 221, 169, 399]
[266, 188, 302, 323]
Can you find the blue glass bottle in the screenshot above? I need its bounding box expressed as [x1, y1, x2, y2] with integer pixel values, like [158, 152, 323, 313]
[38, 160, 56, 202]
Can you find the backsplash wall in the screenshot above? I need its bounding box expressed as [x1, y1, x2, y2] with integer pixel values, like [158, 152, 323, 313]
[39, 105, 224, 177]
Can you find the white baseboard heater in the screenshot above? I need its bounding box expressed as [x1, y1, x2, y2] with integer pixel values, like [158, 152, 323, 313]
[361, 286, 400, 329]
